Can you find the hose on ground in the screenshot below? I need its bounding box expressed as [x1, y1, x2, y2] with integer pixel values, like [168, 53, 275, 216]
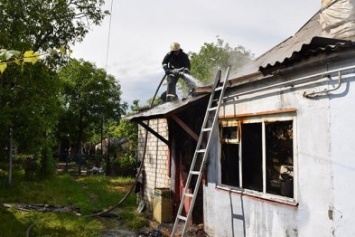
[25, 76, 166, 237]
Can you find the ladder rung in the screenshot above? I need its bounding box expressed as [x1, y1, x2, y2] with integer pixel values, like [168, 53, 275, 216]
[190, 171, 201, 175]
[197, 149, 206, 153]
[177, 215, 187, 221]
[171, 67, 231, 237]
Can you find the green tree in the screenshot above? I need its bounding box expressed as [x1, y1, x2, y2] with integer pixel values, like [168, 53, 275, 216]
[0, 61, 61, 177]
[189, 37, 254, 85]
[0, 0, 109, 176]
[130, 100, 141, 112]
[109, 120, 138, 150]
[57, 59, 126, 157]
[108, 119, 138, 176]
[0, 0, 108, 52]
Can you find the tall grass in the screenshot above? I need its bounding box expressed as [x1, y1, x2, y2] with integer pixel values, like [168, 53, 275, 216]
[0, 170, 148, 237]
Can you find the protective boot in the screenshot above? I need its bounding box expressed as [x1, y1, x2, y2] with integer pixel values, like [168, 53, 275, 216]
[166, 75, 178, 102]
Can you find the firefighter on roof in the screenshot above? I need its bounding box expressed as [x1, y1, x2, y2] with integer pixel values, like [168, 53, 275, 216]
[162, 42, 196, 102]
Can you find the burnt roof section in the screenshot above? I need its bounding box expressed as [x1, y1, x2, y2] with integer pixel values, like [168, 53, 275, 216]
[124, 94, 209, 121]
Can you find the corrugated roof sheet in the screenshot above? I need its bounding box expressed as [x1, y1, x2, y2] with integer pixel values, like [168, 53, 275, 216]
[260, 37, 352, 74]
[230, 10, 355, 79]
[124, 94, 209, 121]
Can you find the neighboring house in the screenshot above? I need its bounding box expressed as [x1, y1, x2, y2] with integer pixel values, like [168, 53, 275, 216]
[126, 1, 355, 236]
[94, 137, 130, 155]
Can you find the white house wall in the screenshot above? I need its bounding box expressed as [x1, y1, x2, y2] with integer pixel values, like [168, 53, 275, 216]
[204, 55, 355, 236]
[330, 68, 355, 236]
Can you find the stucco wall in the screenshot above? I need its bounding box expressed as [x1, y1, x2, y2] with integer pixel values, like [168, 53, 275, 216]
[137, 119, 170, 210]
[330, 70, 355, 236]
[204, 57, 355, 236]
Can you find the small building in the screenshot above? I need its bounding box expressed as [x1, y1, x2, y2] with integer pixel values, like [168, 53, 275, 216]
[126, 1, 355, 236]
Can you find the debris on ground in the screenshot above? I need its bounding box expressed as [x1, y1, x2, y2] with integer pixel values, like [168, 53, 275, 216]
[3, 203, 81, 215]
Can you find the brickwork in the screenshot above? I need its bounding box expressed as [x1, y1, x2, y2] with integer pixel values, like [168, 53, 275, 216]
[138, 119, 171, 210]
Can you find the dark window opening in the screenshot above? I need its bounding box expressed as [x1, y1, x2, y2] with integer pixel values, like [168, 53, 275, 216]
[221, 143, 239, 186]
[266, 121, 293, 197]
[241, 123, 263, 191]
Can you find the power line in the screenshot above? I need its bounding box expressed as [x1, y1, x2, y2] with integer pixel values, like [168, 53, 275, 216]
[105, 0, 114, 70]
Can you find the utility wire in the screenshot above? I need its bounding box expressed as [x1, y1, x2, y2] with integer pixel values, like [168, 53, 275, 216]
[105, 0, 114, 70]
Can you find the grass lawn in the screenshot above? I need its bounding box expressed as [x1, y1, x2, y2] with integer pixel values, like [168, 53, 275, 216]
[0, 167, 148, 237]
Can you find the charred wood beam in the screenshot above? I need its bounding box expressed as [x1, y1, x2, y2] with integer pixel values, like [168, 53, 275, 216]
[170, 114, 198, 142]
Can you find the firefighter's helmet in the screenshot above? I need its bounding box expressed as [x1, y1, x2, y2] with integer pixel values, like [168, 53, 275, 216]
[170, 42, 180, 51]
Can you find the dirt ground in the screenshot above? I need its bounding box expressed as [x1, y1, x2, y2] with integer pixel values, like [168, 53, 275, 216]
[101, 218, 206, 237]
[99, 209, 206, 237]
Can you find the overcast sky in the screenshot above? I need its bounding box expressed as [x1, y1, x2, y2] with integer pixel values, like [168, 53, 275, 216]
[71, 0, 321, 107]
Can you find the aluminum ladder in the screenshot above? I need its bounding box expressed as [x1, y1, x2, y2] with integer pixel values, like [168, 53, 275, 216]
[170, 66, 231, 237]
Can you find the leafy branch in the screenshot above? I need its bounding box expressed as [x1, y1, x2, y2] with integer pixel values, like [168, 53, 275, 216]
[0, 47, 70, 73]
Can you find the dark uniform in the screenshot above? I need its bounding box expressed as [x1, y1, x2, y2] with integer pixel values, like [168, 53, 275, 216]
[162, 48, 195, 102]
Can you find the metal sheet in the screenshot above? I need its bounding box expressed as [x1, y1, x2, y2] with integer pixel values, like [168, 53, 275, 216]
[124, 94, 209, 121]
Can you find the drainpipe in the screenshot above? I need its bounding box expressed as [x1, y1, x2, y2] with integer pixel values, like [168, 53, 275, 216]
[303, 71, 343, 98]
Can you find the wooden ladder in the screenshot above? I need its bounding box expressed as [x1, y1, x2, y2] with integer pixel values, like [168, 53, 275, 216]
[170, 66, 231, 237]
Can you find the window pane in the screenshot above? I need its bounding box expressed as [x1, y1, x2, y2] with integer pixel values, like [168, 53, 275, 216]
[241, 123, 263, 191]
[221, 143, 239, 186]
[220, 120, 239, 144]
[265, 121, 293, 198]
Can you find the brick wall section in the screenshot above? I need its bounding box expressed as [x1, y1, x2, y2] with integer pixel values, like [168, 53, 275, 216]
[138, 118, 170, 210]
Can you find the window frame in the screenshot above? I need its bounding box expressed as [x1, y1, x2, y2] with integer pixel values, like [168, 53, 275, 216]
[217, 113, 297, 204]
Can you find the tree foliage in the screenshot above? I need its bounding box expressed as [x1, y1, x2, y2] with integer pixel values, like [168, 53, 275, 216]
[0, 49, 43, 73]
[0, 0, 110, 176]
[57, 59, 126, 151]
[109, 120, 138, 150]
[189, 37, 254, 85]
[0, 0, 109, 52]
[1, 63, 59, 143]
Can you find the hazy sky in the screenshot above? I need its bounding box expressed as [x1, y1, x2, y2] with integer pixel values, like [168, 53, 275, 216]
[71, 0, 321, 107]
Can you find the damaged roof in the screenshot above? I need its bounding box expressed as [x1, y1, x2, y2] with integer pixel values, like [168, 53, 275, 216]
[229, 10, 352, 79]
[124, 94, 209, 121]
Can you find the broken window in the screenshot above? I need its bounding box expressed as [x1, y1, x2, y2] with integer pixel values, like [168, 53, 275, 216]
[219, 118, 294, 198]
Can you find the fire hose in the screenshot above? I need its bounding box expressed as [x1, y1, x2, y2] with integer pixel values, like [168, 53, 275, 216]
[85, 74, 167, 217]
[25, 75, 167, 236]
[86, 68, 197, 217]
[26, 68, 196, 234]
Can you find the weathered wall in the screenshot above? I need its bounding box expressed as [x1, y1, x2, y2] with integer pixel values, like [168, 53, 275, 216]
[204, 54, 355, 236]
[330, 65, 355, 236]
[138, 119, 170, 210]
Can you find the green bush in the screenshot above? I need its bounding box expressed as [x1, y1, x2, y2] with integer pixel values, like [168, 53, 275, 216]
[113, 153, 136, 177]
